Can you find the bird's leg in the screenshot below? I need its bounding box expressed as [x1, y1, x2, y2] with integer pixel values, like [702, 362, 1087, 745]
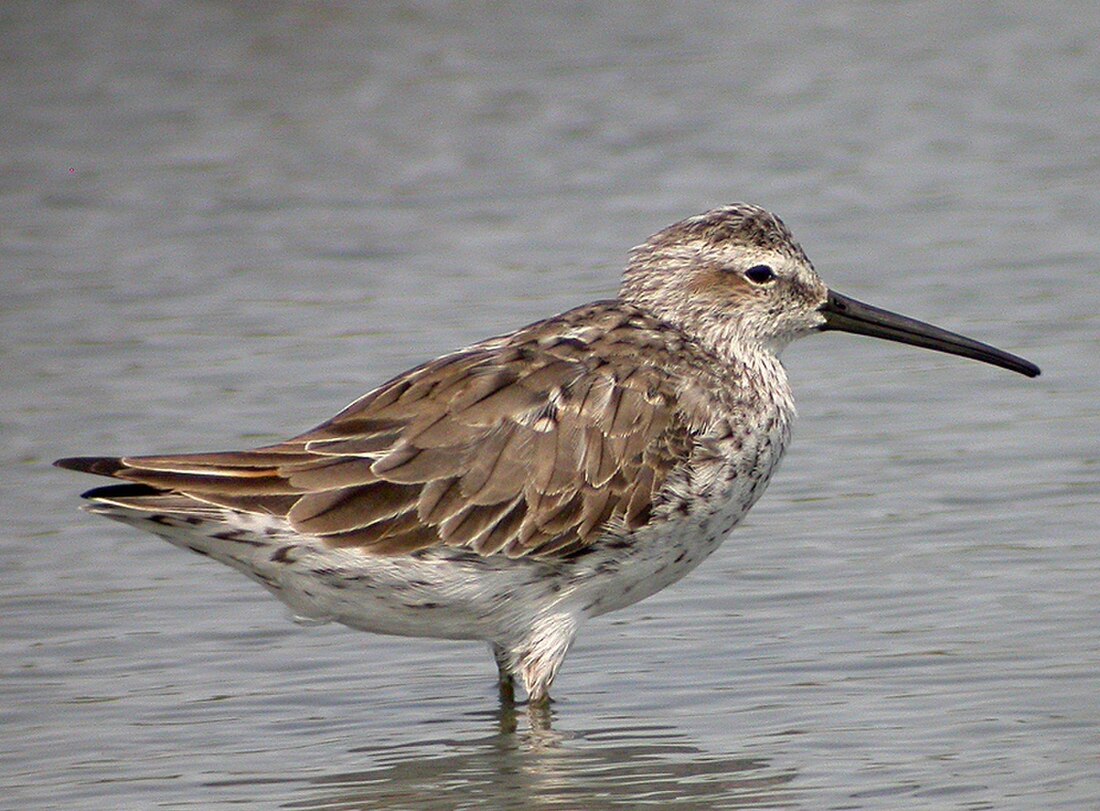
[526, 684, 553, 710]
[491, 642, 516, 705]
[515, 613, 577, 712]
[526, 693, 553, 731]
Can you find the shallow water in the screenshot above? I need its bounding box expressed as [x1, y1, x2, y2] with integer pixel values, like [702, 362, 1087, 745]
[3, 3, 1099, 809]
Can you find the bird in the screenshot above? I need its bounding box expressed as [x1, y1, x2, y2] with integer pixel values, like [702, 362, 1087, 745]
[56, 204, 1040, 708]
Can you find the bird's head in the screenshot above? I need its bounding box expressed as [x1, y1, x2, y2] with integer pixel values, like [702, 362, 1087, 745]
[622, 203, 1039, 377]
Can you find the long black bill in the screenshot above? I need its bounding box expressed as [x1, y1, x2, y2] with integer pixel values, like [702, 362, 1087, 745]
[820, 290, 1040, 378]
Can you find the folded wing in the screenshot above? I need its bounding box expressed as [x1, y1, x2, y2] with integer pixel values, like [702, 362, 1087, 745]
[57, 308, 705, 559]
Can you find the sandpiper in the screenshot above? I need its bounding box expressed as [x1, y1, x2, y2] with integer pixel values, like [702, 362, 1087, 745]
[56, 204, 1039, 707]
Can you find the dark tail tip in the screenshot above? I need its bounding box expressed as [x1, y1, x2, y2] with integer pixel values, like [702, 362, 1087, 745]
[80, 482, 164, 500]
[54, 456, 126, 476]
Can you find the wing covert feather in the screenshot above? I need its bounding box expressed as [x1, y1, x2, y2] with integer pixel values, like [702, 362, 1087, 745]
[69, 304, 719, 559]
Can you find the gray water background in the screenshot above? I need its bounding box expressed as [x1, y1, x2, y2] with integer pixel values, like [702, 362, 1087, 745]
[3, 2, 1098, 808]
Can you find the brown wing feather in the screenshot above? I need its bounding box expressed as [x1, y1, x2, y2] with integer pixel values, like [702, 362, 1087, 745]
[57, 303, 716, 560]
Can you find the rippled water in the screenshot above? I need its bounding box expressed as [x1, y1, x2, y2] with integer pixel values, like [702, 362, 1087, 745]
[4, 3, 1098, 809]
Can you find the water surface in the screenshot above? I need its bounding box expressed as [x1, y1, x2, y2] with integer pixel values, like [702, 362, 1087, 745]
[3, 3, 1098, 809]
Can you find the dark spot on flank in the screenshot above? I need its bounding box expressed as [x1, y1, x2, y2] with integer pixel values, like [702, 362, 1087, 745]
[212, 531, 264, 547]
[271, 545, 295, 563]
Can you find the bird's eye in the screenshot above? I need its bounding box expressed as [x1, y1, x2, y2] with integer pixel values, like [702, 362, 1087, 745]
[744, 264, 777, 285]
